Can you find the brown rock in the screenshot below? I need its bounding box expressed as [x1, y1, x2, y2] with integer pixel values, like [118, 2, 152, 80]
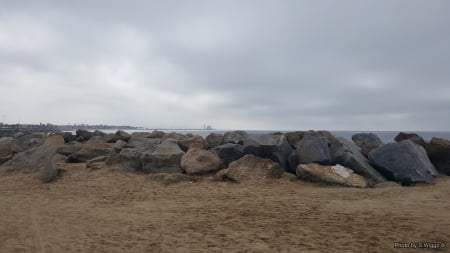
[205, 133, 224, 149]
[178, 135, 206, 151]
[181, 148, 221, 175]
[426, 137, 450, 175]
[44, 134, 65, 147]
[67, 141, 112, 163]
[296, 163, 368, 188]
[224, 154, 284, 183]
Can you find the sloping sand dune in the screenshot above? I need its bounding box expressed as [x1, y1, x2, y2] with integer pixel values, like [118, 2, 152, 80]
[1, 163, 449, 252]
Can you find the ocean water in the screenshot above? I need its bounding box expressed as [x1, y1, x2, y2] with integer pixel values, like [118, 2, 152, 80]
[96, 129, 450, 143]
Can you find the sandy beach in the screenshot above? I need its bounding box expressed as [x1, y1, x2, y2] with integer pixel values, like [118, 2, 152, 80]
[1, 162, 449, 253]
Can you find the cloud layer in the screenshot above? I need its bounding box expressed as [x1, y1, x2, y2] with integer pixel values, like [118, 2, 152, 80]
[1, 0, 449, 130]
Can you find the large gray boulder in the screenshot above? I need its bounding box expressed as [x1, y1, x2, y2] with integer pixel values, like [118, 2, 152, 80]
[425, 137, 450, 175]
[181, 148, 221, 175]
[351, 133, 384, 157]
[212, 143, 245, 167]
[369, 140, 438, 185]
[3, 145, 56, 173]
[330, 137, 386, 183]
[223, 130, 248, 144]
[219, 154, 284, 183]
[296, 163, 368, 188]
[67, 140, 112, 163]
[242, 134, 294, 172]
[10, 133, 46, 153]
[105, 137, 159, 170]
[284, 131, 306, 147]
[140, 139, 185, 173]
[293, 132, 331, 165]
[40, 154, 59, 183]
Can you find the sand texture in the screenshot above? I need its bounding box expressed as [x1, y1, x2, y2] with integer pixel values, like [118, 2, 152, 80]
[1, 163, 449, 253]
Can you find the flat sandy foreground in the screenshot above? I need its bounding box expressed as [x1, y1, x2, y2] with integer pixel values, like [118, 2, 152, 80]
[1, 163, 449, 253]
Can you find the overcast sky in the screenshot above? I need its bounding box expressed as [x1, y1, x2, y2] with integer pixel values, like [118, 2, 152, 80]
[1, 1, 449, 131]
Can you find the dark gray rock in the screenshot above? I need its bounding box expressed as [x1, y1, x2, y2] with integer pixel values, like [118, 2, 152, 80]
[293, 132, 331, 165]
[426, 137, 450, 175]
[10, 133, 46, 153]
[223, 130, 248, 144]
[62, 132, 77, 143]
[330, 137, 386, 183]
[75, 129, 94, 142]
[147, 130, 166, 138]
[242, 134, 294, 172]
[161, 132, 186, 141]
[128, 137, 160, 151]
[118, 148, 144, 171]
[56, 143, 82, 156]
[205, 133, 224, 149]
[369, 140, 438, 185]
[352, 133, 384, 157]
[212, 143, 245, 167]
[394, 132, 426, 147]
[140, 139, 185, 173]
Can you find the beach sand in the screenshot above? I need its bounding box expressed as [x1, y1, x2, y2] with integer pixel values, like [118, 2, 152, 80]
[0, 163, 449, 253]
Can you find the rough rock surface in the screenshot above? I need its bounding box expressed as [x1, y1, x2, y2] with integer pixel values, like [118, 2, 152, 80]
[44, 134, 65, 147]
[212, 143, 245, 167]
[205, 133, 224, 149]
[426, 137, 450, 175]
[181, 148, 221, 175]
[369, 140, 438, 185]
[221, 154, 284, 183]
[67, 141, 112, 163]
[296, 163, 368, 188]
[223, 131, 248, 144]
[178, 136, 206, 151]
[105, 130, 131, 143]
[284, 131, 306, 147]
[242, 134, 294, 172]
[330, 137, 386, 183]
[293, 132, 331, 165]
[4, 145, 56, 173]
[351, 133, 384, 157]
[10, 133, 46, 153]
[140, 139, 185, 174]
[394, 132, 426, 147]
[40, 154, 59, 183]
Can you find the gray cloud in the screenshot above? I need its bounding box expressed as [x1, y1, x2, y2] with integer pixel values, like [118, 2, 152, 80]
[1, 0, 449, 130]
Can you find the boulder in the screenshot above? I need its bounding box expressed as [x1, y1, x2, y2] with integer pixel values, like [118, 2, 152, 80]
[425, 137, 450, 175]
[113, 140, 132, 151]
[130, 132, 152, 138]
[178, 135, 206, 151]
[56, 143, 82, 156]
[296, 163, 368, 188]
[369, 140, 438, 185]
[293, 132, 331, 165]
[351, 133, 384, 157]
[62, 132, 77, 143]
[116, 148, 143, 171]
[161, 132, 186, 141]
[330, 137, 386, 183]
[67, 140, 112, 163]
[394, 132, 426, 147]
[149, 173, 193, 185]
[205, 133, 224, 149]
[39, 154, 59, 183]
[223, 130, 248, 144]
[128, 137, 160, 150]
[0, 137, 14, 144]
[222, 154, 284, 183]
[10, 133, 46, 153]
[86, 156, 107, 170]
[148, 130, 166, 138]
[242, 134, 294, 172]
[212, 143, 245, 167]
[140, 139, 185, 173]
[75, 129, 94, 142]
[4, 145, 56, 173]
[181, 148, 221, 175]
[284, 131, 306, 147]
[105, 130, 131, 143]
[0, 143, 13, 165]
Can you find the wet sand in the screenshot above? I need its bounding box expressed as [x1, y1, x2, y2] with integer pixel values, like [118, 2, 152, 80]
[0, 163, 449, 253]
